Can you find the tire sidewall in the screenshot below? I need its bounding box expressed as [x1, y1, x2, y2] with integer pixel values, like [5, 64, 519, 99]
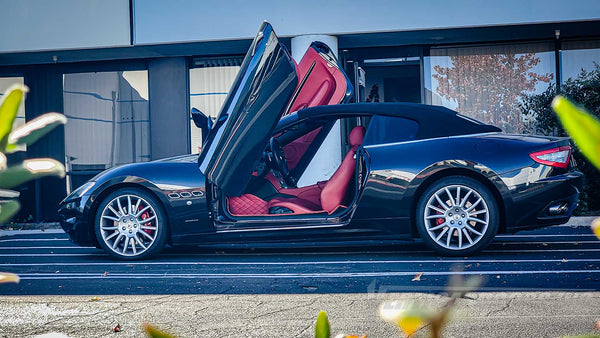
[416, 176, 499, 256]
[94, 188, 168, 260]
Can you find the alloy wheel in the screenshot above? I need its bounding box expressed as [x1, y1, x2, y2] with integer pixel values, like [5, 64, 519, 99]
[99, 194, 159, 257]
[423, 184, 489, 251]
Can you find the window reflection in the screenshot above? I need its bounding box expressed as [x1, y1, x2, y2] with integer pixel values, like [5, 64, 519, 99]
[561, 40, 600, 82]
[425, 43, 555, 133]
[63, 71, 150, 190]
[189, 59, 241, 153]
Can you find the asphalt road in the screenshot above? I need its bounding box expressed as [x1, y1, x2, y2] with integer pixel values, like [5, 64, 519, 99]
[0, 221, 599, 295]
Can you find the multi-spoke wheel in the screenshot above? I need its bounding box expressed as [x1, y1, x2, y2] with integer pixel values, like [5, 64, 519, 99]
[94, 188, 167, 260]
[416, 176, 499, 256]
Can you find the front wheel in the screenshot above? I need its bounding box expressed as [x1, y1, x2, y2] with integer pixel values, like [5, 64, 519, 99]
[94, 188, 168, 260]
[416, 176, 499, 256]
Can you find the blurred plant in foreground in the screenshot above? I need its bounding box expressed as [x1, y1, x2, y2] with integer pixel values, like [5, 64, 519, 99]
[0, 84, 67, 284]
[379, 273, 482, 338]
[552, 96, 600, 241]
[553, 96, 600, 338]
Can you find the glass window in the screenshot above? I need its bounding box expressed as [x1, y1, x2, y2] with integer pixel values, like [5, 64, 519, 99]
[63, 70, 150, 176]
[424, 43, 556, 133]
[0, 77, 26, 152]
[363, 115, 419, 145]
[189, 57, 242, 153]
[561, 40, 600, 82]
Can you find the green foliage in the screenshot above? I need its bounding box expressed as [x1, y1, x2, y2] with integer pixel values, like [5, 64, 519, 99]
[552, 96, 600, 170]
[521, 64, 600, 213]
[315, 311, 331, 338]
[0, 85, 66, 226]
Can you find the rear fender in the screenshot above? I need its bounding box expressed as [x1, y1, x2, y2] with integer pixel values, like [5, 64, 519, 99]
[405, 160, 512, 235]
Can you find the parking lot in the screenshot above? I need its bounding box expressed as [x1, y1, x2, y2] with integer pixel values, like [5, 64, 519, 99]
[0, 218, 599, 296]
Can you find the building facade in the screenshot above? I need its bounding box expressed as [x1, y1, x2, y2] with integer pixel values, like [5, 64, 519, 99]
[1, 0, 599, 221]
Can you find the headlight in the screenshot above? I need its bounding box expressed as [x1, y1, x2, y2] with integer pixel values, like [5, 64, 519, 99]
[69, 181, 96, 199]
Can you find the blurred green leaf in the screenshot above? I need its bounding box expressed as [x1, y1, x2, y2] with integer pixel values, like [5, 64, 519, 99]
[0, 85, 27, 152]
[552, 96, 600, 170]
[315, 311, 330, 338]
[0, 199, 20, 223]
[0, 272, 19, 284]
[142, 323, 177, 338]
[0, 159, 65, 189]
[6, 113, 67, 153]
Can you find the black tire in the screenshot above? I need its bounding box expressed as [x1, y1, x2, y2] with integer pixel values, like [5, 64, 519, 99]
[416, 176, 499, 256]
[94, 187, 168, 260]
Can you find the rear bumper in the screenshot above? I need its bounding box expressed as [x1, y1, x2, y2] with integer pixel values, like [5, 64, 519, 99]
[506, 170, 584, 232]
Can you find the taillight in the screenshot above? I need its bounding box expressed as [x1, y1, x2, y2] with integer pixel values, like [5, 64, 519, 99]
[530, 146, 571, 168]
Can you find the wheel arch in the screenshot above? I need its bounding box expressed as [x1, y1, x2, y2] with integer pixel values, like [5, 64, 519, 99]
[86, 182, 171, 248]
[409, 167, 508, 237]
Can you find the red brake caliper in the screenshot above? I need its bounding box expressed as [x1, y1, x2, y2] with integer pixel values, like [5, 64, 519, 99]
[138, 206, 153, 235]
[436, 211, 444, 225]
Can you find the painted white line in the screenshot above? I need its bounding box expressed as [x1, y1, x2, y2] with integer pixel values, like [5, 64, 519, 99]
[14, 269, 600, 280]
[0, 258, 599, 267]
[491, 241, 599, 245]
[496, 234, 596, 238]
[0, 238, 69, 243]
[0, 253, 103, 257]
[0, 246, 94, 250]
[485, 248, 600, 253]
[0, 229, 65, 236]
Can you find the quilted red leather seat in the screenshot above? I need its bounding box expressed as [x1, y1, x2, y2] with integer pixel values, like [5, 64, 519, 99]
[269, 126, 366, 214]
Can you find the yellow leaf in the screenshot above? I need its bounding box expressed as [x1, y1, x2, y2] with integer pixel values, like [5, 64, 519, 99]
[142, 323, 177, 338]
[592, 218, 600, 240]
[398, 316, 423, 336]
[380, 301, 428, 336]
[0, 272, 19, 283]
[552, 96, 600, 170]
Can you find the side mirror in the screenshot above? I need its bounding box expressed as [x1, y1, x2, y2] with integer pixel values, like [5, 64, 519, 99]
[191, 107, 212, 130]
[191, 108, 213, 142]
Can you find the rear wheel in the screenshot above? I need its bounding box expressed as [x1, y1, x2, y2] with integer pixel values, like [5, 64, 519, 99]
[94, 188, 167, 260]
[416, 176, 499, 256]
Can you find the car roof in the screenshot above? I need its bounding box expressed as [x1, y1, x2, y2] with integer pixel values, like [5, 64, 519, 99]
[278, 102, 501, 139]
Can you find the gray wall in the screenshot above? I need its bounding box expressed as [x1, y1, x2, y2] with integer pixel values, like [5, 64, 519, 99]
[0, 0, 130, 52]
[148, 57, 190, 160]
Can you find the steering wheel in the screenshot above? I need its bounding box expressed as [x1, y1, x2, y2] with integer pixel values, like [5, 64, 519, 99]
[269, 137, 297, 188]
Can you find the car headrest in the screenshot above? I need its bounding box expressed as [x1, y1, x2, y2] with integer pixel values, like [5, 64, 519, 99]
[349, 126, 366, 147]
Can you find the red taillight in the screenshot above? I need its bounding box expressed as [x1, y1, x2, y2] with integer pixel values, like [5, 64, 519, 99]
[530, 146, 571, 168]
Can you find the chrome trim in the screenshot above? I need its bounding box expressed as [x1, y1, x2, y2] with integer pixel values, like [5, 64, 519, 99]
[363, 132, 500, 150]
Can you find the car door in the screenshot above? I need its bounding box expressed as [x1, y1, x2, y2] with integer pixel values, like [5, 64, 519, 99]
[198, 23, 353, 198]
[198, 22, 298, 197]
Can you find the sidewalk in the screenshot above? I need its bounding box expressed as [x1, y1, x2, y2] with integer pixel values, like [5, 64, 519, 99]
[1, 292, 599, 337]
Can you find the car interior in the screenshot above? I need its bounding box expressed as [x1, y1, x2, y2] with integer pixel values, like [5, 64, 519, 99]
[224, 116, 369, 217]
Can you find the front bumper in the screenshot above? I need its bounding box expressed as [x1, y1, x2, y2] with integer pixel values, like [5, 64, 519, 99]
[58, 196, 94, 246]
[506, 170, 584, 232]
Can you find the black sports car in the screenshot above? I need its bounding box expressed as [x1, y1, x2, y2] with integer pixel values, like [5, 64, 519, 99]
[59, 23, 583, 260]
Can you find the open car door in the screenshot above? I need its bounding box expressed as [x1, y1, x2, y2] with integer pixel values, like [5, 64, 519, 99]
[198, 22, 298, 196]
[198, 22, 353, 197]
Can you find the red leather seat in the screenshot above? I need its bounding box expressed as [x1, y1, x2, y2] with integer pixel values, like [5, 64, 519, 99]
[269, 126, 366, 214]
